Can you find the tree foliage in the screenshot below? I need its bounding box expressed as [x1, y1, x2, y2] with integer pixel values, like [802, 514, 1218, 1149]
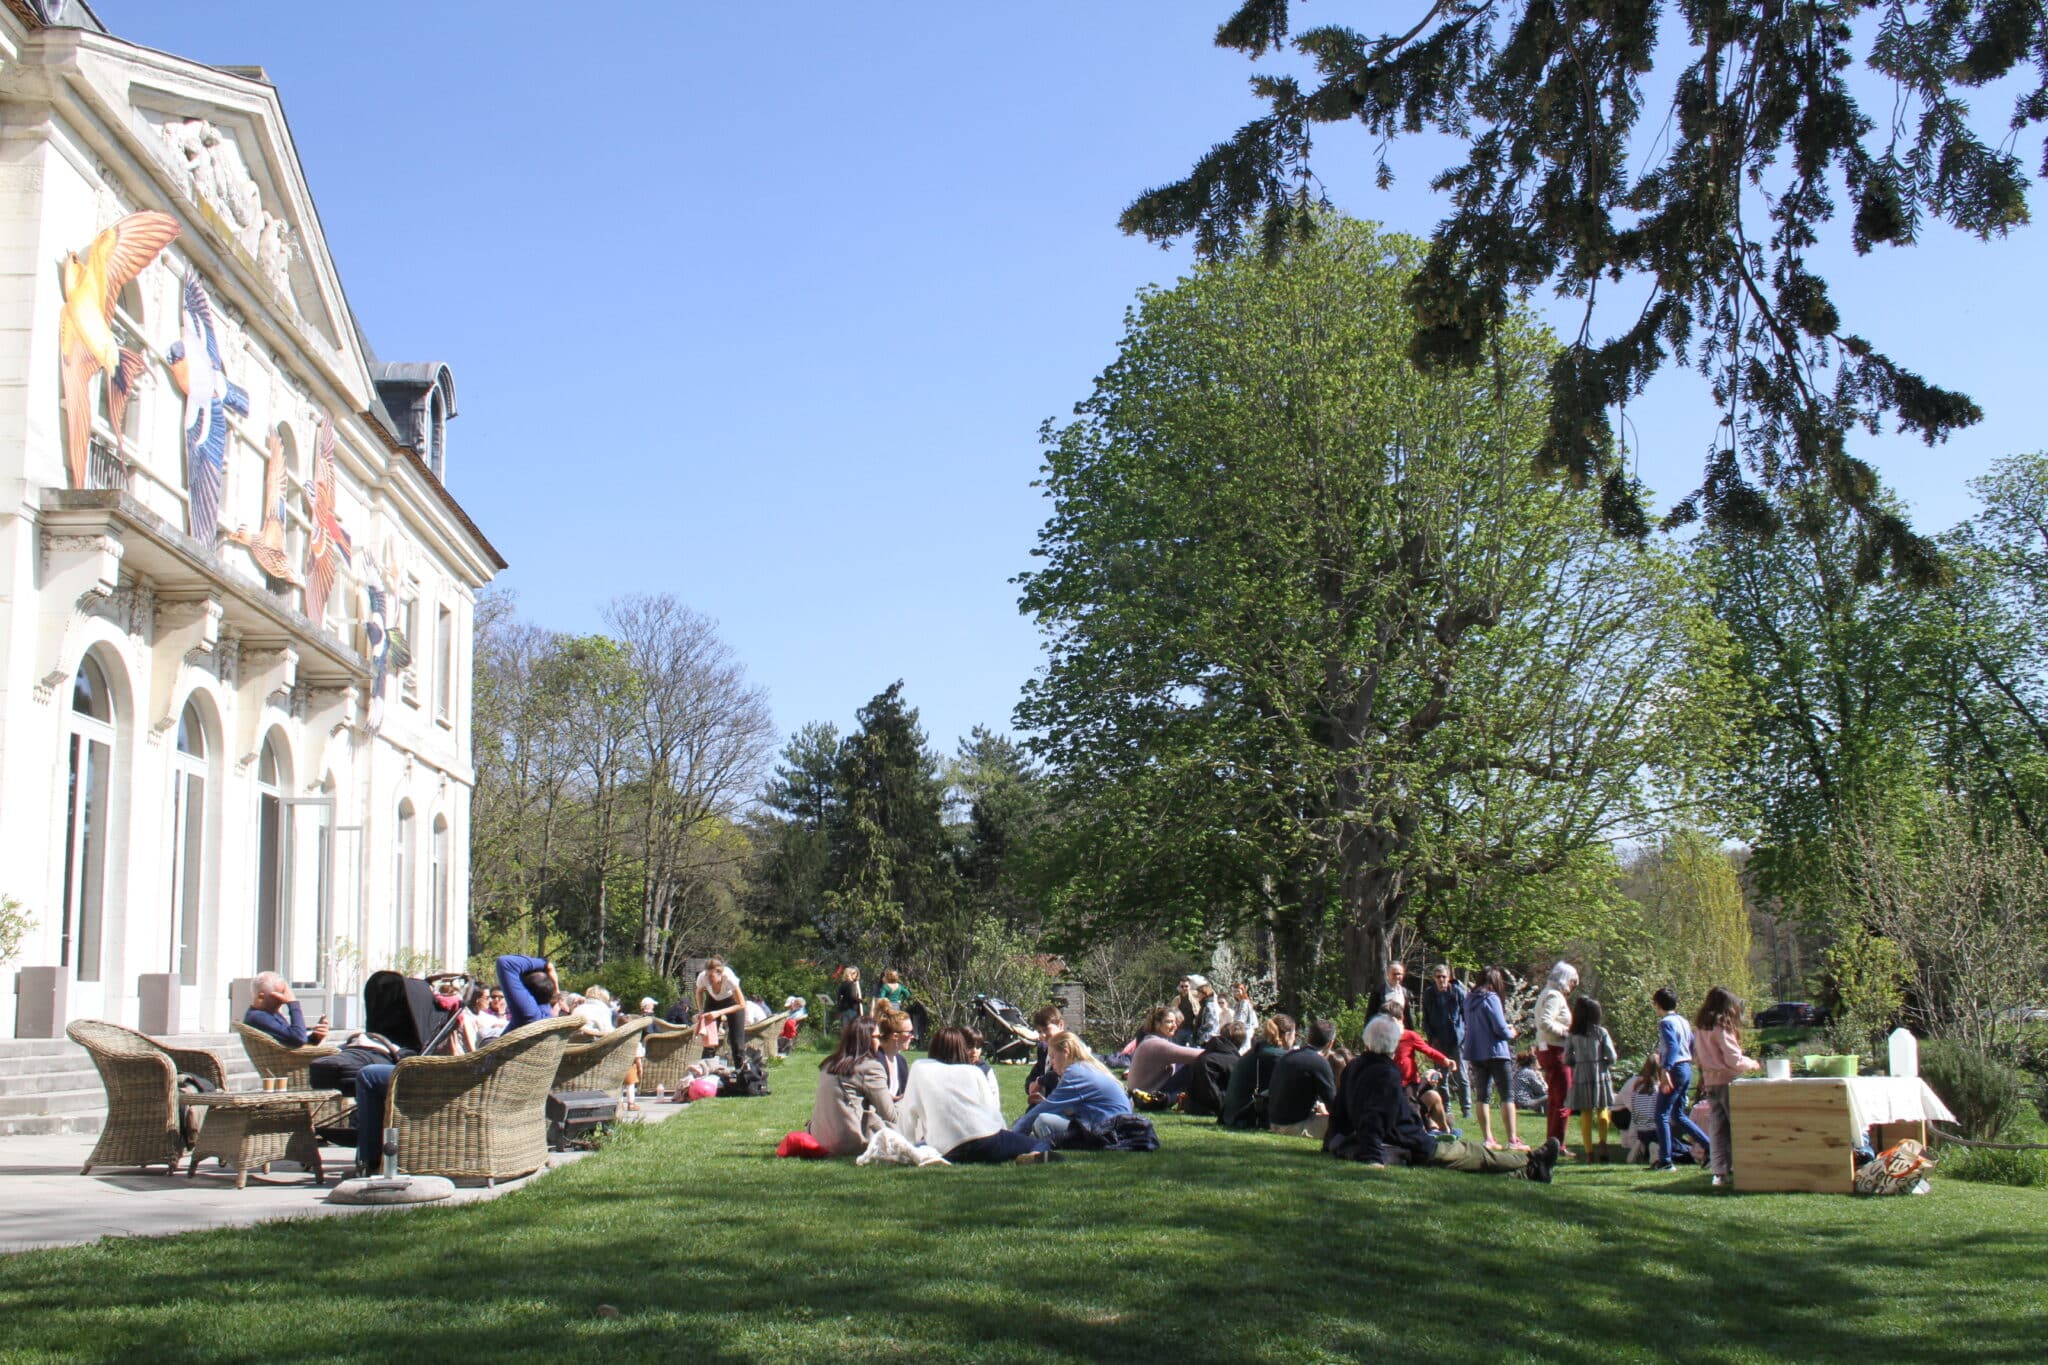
[468, 593, 773, 977]
[1123, 1, 2046, 580]
[1019, 217, 1738, 1008]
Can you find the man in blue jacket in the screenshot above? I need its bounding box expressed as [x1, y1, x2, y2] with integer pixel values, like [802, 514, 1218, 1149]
[1421, 964, 1469, 1120]
[496, 954, 561, 1031]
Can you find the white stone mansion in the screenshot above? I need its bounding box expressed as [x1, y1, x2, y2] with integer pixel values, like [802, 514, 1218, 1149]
[0, 4, 504, 1036]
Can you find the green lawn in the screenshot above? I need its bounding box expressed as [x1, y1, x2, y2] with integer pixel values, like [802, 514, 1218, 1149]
[2, 1062, 2044, 1364]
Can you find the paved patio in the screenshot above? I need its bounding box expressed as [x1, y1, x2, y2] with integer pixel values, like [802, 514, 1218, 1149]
[0, 1099, 691, 1254]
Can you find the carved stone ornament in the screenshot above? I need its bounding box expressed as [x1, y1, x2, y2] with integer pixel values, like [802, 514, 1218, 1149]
[153, 117, 298, 300]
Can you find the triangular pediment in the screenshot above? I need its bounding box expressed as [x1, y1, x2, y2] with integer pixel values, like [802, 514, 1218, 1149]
[60, 34, 376, 405]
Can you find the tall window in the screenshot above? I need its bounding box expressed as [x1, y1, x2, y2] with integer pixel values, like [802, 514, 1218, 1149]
[434, 604, 454, 722]
[430, 815, 450, 960]
[395, 800, 417, 951]
[62, 656, 116, 981]
[168, 701, 209, 985]
[254, 735, 291, 975]
[400, 593, 420, 703]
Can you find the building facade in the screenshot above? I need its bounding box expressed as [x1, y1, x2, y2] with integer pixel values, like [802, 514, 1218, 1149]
[0, 4, 505, 1036]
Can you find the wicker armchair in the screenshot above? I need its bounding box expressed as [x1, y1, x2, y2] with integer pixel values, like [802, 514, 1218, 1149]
[234, 1023, 348, 1128]
[66, 1020, 227, 1176]
[234, 1021, 338, 1088]
[639, 1023, 705, 1094]
[385, 1017, 581, 1183]
[745, 1011, 792, 1061]
[553, 1016, 652, 1100]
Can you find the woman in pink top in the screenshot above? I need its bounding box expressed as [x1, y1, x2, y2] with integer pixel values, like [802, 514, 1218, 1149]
[1692, 986, 1761, 1186]
[1126, 1006, 1205, 1095]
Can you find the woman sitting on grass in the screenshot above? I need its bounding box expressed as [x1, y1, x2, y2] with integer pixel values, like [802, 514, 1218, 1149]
[1220, 1015, 1295, 1128]
[899, 1026, 1057, 1165]
[1013, 1032, 1132, 1143]
[1324, 1015, 1562, 1181]
[807, 1017, 898, 1157]
[1126, 1006, 1204, 1098]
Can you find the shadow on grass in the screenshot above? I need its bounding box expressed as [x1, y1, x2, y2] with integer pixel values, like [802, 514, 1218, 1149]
[2, 1081, 2044, 1364]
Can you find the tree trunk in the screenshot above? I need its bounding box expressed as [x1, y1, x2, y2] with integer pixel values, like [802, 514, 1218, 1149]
[1339, 865, 1407, 1001]
[1269, 878, 1327, 1016]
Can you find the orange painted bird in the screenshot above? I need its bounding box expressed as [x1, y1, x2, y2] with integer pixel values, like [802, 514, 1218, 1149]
[226, 425, 303, 587]
[57, 210, 180, 486]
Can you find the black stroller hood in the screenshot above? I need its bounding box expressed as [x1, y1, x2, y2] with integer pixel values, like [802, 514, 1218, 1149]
[362, 971, 461, 1054]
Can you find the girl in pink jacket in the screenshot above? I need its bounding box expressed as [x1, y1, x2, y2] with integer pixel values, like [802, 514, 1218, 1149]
[1692, 986, 1761, 1186]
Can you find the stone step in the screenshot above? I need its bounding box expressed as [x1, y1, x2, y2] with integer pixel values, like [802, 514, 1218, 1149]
[0, 1111, 106, 1138]
[0, 1088, 109, 1118]
[0, 1038, 74, 1059]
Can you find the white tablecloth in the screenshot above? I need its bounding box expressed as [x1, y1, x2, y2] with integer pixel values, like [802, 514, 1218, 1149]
[1733, 1076, 1955, 1135]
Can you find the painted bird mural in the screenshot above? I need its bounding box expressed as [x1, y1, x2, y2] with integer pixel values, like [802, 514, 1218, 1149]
[303, 414, 352, 626]
[225, 425, 302, 587]
[166, 274, 248, 545]
[57, 210, 181, 488]
[360, 555, 411, 733]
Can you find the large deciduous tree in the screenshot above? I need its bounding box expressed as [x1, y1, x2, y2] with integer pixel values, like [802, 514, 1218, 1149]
[1019, 218, 1736, 1007]
[1124, 1, 2040, 580]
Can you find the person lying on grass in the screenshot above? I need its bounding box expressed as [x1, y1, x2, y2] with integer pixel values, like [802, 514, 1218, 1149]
[808, 1016, 898, 1157]
[898, 1026, 1059, 1165]
[1125, 1006, 1204, 1099]
[1324, 1015, 1563, 1182]
[1013, 1032, 1132, 1143]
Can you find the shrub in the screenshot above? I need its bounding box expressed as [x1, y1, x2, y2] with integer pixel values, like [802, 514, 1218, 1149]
[1920, 1038, 2027, 1141]
[0, 894, 31, 966]
[1329, 996, 1373, 1053]
[1941, 1144, 2048, 1188]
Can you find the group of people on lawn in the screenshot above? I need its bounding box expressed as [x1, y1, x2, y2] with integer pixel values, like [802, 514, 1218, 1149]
[240, 952, 805, 1176]
[795, 958, 1760, 1182]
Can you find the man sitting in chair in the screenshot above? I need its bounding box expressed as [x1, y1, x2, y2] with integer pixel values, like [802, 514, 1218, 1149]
[244, 972, 329, 1047]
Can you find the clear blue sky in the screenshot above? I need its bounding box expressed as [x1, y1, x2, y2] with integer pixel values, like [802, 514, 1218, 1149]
[95, 2, 2048, 759]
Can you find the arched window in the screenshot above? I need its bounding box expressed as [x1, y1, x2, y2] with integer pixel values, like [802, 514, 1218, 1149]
[430, 815, 450, 960]
[395, 800, 417, 951]
[254, 733, 293, 975]
[61, 655, 117, 980]
[168, 699, 211, 985]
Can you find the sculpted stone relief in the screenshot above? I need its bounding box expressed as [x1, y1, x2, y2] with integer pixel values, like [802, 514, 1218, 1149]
[153, 116, 299, 301]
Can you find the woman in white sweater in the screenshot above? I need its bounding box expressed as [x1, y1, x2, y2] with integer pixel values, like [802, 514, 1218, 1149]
[898, 1026, 1056, 1164]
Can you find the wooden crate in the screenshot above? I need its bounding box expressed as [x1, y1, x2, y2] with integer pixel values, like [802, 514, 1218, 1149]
[1729, 1079, 1857, 1193]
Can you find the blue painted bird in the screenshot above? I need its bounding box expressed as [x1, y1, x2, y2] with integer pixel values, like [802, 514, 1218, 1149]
[166, 274, 248, 545]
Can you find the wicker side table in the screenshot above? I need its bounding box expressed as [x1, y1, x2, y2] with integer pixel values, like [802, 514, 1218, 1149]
[183, 1091, 329, 1189]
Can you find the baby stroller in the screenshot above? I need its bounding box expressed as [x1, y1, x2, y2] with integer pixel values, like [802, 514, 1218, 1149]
[307, 971, 469, 1144]
[972, 994, 1038, 1063]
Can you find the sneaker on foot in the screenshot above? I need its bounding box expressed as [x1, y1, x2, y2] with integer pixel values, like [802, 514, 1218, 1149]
[1525, 1138, 1563, 1183]
[1649, 1160, 1675, 1171]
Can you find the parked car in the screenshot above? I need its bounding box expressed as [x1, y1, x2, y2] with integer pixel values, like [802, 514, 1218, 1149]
[1756, 1001, 1827, 1028]
[1998, 1004, 2048, 1025]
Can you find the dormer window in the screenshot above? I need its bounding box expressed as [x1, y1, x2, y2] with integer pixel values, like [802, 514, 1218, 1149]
[426, 387, 446, 480]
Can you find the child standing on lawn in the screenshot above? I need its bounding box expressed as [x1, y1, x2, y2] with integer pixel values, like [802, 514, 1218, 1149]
[1692, 986, 1762, 1187]
[1565, 996, 1618, 1161]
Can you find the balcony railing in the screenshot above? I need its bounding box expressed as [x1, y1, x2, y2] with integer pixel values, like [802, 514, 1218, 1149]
[85, 437, 134, 495]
